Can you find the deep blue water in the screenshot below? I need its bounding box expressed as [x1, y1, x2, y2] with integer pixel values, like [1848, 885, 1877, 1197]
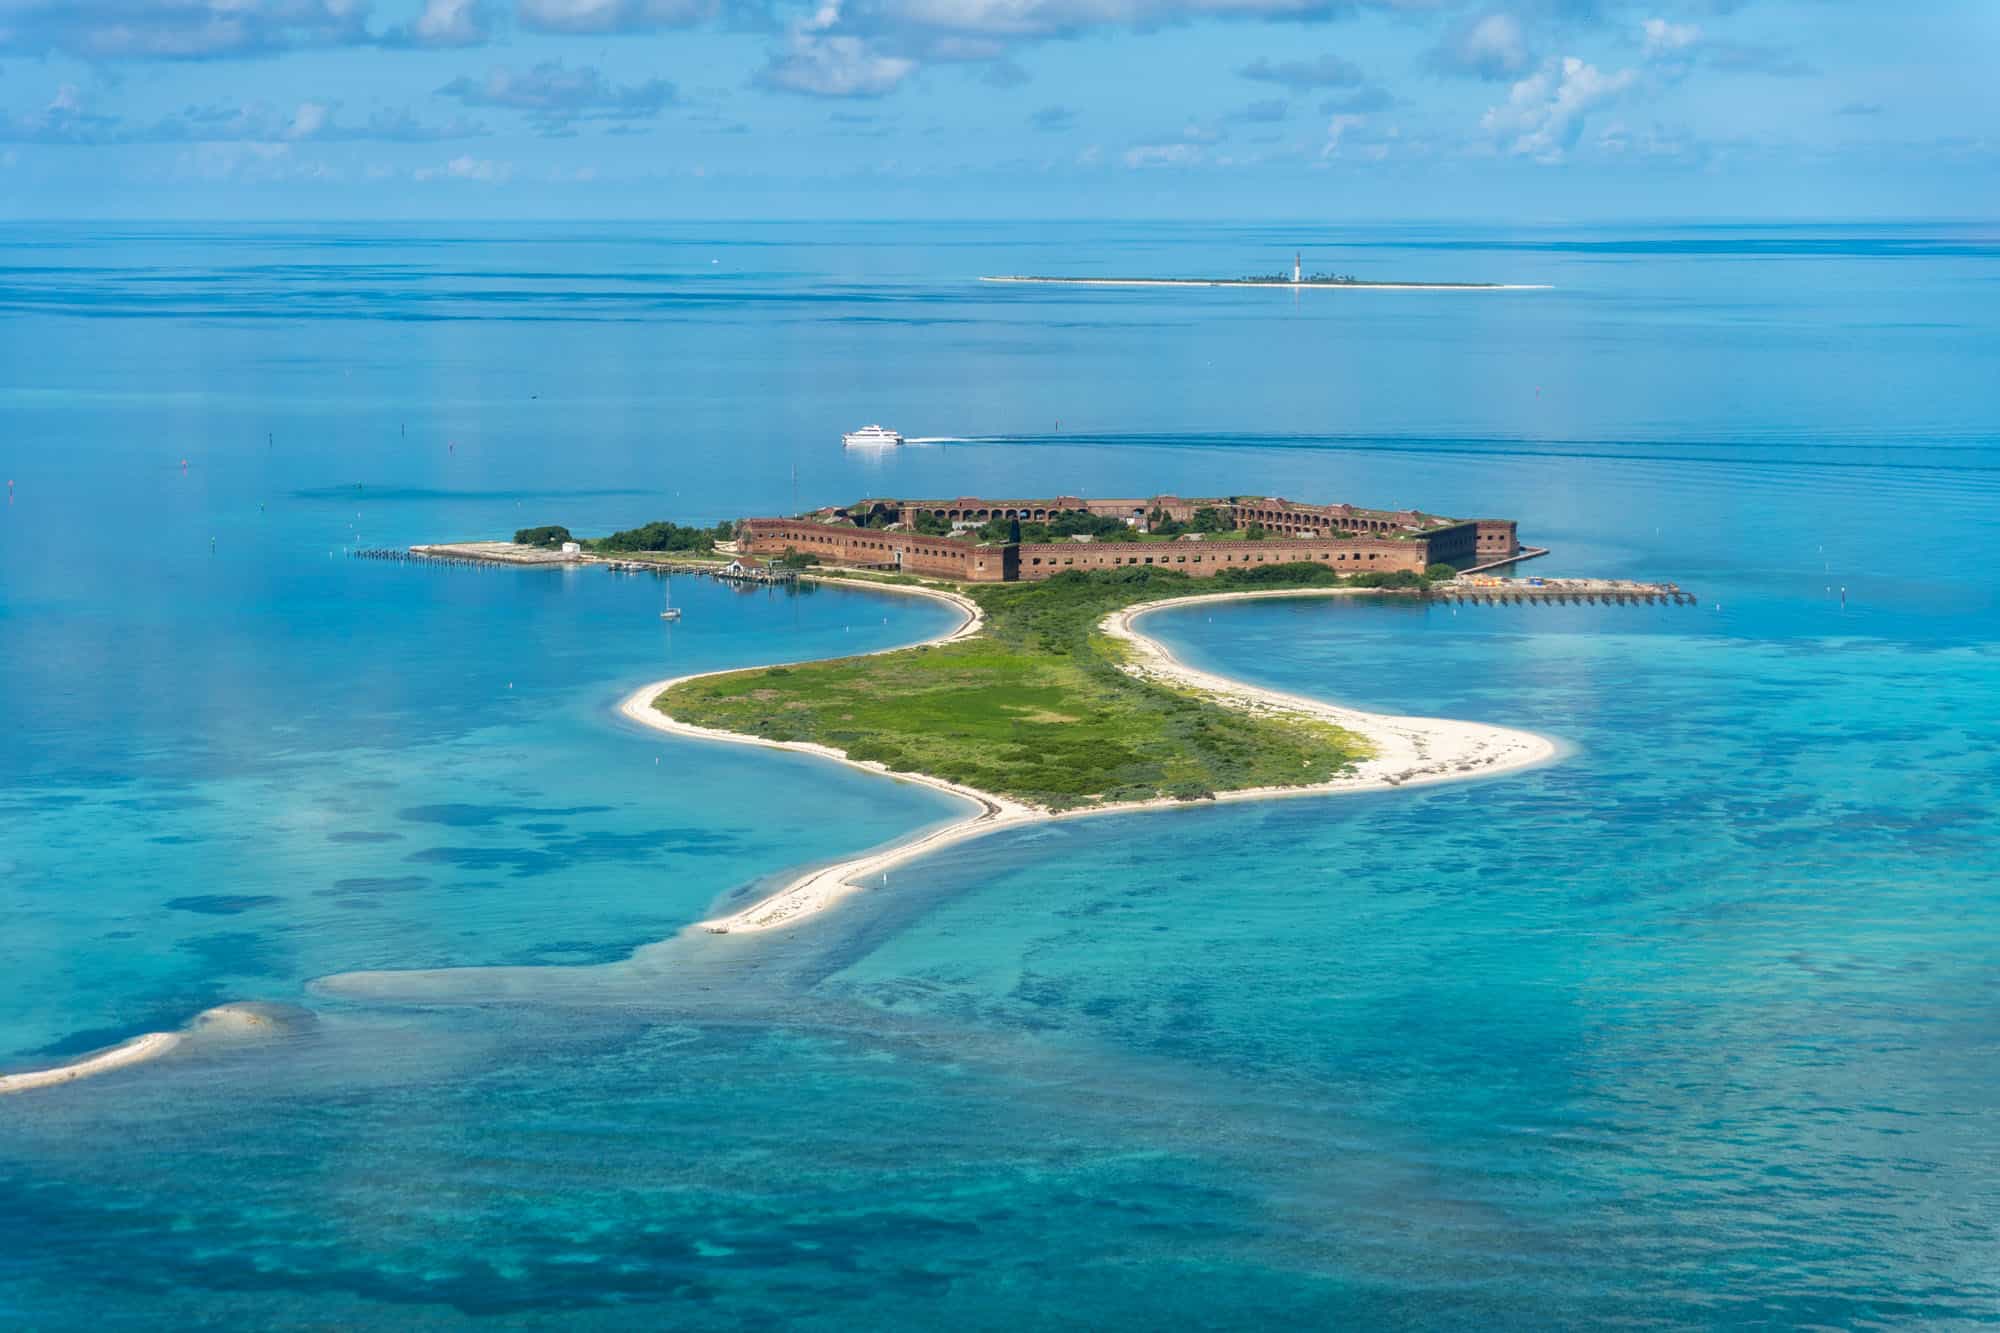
[3, 221, 1998, 1328]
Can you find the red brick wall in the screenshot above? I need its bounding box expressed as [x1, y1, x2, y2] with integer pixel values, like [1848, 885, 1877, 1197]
[1014, 537, 1429, 580]
[1473, 520, 1519, 562]
[737, 519, 1014, 581]
[740, 519, 1457, 582]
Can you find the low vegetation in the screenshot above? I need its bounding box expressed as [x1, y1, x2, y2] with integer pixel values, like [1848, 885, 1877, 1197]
[594, 519, 736, 554]
[660, 563, 1434, 811]
[514, 525, 573, 549]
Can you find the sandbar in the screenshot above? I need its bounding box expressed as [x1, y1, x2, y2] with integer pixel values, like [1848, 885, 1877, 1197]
[0, 1031, 182, 1096]
[0, 1002, 292, 1098]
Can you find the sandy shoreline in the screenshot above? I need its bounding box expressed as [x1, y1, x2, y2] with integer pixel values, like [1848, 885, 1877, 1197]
[0, 1003, 296, 1098]
[0, 1032, 184, 1096]
[624, 580, 1559, 934]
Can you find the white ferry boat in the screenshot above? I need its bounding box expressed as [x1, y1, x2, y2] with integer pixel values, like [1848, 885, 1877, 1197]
[842, 424, 903, 448]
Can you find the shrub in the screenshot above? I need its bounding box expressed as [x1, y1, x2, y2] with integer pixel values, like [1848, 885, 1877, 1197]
[1425, 562, 1460, 581]
[1349, 569, 1427, 589]
[1216, 561, 1341, 587]
[597, 520, 725, 553]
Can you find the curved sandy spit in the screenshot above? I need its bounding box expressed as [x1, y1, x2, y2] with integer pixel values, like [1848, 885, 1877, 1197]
[0, 1032, 184, 1096]
[624, 580, 1558, 935]
[0, 1003, 296, 1098]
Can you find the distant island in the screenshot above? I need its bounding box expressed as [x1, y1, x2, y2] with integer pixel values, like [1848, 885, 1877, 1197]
[981, 274, 1547, 291]
[981, 254, 1547, 291]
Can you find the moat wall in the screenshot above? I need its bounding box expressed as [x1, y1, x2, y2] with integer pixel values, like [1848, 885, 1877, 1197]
[738, 519, 1436, 582]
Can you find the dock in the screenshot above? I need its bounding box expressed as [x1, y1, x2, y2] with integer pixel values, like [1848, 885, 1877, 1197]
[1434, 577, 1693, 606]
[352, 544, 796, 583]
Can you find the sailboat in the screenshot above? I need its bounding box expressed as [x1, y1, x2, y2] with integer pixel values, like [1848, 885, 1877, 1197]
[660, 580, 682, 621]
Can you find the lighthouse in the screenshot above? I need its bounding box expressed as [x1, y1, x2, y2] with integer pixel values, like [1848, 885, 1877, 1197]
[1293, 252, 1301, 283]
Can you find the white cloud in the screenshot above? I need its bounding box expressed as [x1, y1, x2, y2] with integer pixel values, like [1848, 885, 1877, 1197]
[1641, 17, 1699, 59]
[0, 87, 484, 145]
[516, 0, 716, 33]
[0, 0, 371, 60]
[405, 0, 489, 46]
[1640, 17, 1816, 80]
[172, 140, 341, 182]
[286, 101, 331, 139]
[758, 5, 916, 98]
[1482, 56, 1636, 162]
[1426, 12, 1531, 82]
[436, 61, 676, 129]
[1597, 118, 1701, 161]
[1122, 141, 1203, 168]
[415, 153, 512, 181]
[1238, 53, 1363, 90]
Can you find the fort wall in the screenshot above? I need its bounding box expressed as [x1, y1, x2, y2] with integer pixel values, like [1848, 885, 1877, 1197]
[738, 519, 1016, 580]
[1013, 537, 1430, 580]
[741, 493, 1520, 583]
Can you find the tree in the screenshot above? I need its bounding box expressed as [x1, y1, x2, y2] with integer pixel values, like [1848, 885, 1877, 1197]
[514, 525, 572, 548]
[913, 510, 951, 536]
[597, 520, 724, 553]
[1190, 507, 1229, 534]
[1425, 562, 1460, 581]
[1244, 521, 1269, 541]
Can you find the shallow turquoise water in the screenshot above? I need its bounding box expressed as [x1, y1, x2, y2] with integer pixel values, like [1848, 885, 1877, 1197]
[3, 222, 1998, 1327]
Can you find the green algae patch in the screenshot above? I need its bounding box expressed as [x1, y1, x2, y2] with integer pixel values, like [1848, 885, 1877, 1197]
[659, 566, 1380, 812]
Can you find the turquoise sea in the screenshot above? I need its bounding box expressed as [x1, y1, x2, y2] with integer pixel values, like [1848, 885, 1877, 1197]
[2, 222, 1997, 1327]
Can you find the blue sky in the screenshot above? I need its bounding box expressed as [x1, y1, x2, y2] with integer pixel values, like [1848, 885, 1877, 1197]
[0, 0, 1993, 217]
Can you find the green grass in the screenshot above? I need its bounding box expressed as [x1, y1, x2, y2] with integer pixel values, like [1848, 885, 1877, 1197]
[659, 565, 1406, 811]
[589, 547, 729, 564]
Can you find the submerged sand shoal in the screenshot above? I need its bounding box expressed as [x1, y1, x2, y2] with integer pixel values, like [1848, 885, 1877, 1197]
[0, 1003, 291, 1098]
[5, 577, 1556, 1095]
[623, 580, 1558, 934]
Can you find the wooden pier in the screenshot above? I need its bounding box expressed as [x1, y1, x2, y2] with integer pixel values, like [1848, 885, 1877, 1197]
[355, 544, 793, 583]
[1433, 577, 1693, 606]
[1457, 545, 1552, 577]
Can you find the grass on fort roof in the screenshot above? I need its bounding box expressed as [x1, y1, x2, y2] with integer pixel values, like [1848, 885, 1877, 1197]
[659, 564, 1424, 811]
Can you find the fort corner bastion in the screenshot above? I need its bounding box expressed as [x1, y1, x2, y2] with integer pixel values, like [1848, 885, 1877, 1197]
[735, 493, 1525, 583]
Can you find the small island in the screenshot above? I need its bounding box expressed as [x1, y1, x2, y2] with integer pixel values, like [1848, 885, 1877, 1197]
[981, 255, 1547, 292]
[419, 490, 1585, 933]
[387, 489, 1685, 935]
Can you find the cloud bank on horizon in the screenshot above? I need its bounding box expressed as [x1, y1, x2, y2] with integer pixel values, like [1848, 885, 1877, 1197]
[0, 0, 1991, 215]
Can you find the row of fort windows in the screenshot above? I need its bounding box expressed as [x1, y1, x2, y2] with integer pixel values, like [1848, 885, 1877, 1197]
[1027, 551, 1386, 567]
[762, 527, 1401, 566]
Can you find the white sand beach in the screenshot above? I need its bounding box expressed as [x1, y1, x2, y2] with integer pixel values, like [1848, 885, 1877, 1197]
[622, 580, 1558, 934]
[0, 1003, 291, 1097]
[0, 1031, 183, 1096]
